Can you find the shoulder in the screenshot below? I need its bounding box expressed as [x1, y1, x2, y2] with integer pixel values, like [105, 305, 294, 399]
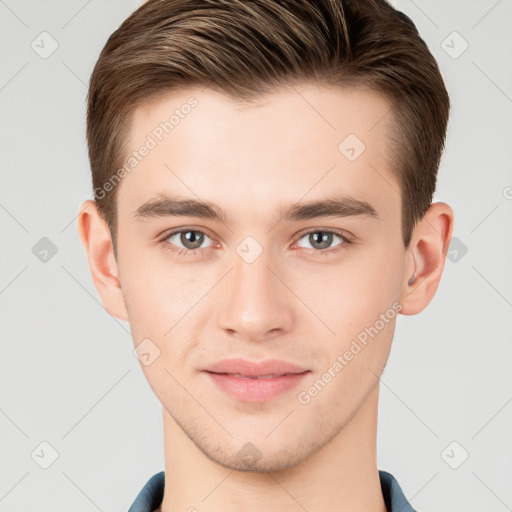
[379, 470, 419, 512]
[127, 471, 165, 512]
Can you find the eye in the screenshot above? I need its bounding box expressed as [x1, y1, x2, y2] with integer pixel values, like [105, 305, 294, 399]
[293, 229, 351, 253]
[160, 228, 214, 256]
[159, 227, 353, 257]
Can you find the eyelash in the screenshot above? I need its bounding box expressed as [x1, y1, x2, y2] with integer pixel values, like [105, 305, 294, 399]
[158, 227, 353, 258]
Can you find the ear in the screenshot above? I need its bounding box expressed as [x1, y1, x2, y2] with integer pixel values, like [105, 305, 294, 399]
[399, 202, 454, 315]
[76, 200, 129, 321]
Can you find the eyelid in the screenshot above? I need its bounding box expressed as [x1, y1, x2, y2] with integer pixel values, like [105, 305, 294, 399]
[160, 226, 353, 242]
[293, 227, 354, 244]
[159, 225, 215, 242]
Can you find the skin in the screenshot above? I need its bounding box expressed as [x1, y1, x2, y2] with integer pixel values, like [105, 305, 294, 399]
[78, 82, 454, 512]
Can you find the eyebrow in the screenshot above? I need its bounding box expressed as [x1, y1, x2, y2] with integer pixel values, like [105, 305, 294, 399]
[134, 193, 379, 223]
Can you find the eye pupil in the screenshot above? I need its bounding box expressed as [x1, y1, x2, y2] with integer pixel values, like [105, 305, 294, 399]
[310, 231, 332, 250]
[182, 230, 204, 249]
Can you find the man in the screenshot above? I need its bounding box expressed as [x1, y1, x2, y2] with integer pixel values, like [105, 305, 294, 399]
[77, 0, 454, 511]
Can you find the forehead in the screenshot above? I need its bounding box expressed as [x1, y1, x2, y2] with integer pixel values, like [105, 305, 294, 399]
[118, 82, 399, 226]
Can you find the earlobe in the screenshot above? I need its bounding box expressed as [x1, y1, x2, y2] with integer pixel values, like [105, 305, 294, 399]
[77, 200, 129, 321]
[399, 202, 454, 315]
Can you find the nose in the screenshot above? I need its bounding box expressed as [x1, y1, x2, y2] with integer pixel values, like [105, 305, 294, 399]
[215, 244, 294, 342]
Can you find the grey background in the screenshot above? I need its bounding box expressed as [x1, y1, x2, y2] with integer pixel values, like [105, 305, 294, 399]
[1, 1, 511, 511]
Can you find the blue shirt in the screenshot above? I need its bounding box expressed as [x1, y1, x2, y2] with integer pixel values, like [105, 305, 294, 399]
[127, 470, 417, 512]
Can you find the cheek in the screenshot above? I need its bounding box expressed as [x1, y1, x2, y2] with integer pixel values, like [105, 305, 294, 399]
[302, 244, 402, 355]
[121, 255, 203, 404]
[119, 247, 199, 328]
[302, 259, 399, 404]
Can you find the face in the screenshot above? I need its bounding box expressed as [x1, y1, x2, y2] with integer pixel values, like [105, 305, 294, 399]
[112, 83, 407, 471]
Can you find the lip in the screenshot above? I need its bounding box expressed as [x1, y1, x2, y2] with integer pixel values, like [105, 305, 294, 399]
[203, 358, 310, 402]
[204, 358, 309, 377]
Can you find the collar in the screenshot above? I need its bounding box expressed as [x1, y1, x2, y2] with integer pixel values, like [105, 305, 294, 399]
[127, 469, 417, 512]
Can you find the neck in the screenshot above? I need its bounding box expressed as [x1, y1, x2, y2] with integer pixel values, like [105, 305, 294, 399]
[160, 384, 386, 512]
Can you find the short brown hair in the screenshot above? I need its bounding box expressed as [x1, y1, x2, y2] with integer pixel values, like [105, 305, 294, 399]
[86, 0, 450, 253]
